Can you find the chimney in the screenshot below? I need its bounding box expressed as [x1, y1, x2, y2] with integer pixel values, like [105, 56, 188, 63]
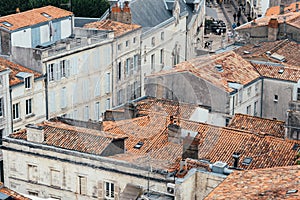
[232, 152, 240, 168]
[182, 133, 199, 159]
[268, 18, 279, 41]
[296, 4, 299, 12]
[168, 116, 182, 144]
[280, 4, 285, 14]
[26, 124, 44, 143]
[124, 102, 137, 119]
[110, 1, 132, 24]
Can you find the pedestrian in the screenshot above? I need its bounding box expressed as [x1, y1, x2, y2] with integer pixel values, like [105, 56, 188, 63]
[232, 22, 237, 29]
[237, 21, 241, 27]
[247, 15, 252, 22]
[233, 13, 237, 22]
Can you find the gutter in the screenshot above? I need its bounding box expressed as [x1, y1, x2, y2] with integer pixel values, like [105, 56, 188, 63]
[9, 88, 13, 133]
[260, 78, 264, 118]
[44, 73, 49, 120]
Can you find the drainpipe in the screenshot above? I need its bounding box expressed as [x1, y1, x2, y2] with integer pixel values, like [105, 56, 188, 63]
[232, 95, 235, 115]
[9, 88, 13, 133]
[44, 73, 49, 120]
[260, 78, 264, 118]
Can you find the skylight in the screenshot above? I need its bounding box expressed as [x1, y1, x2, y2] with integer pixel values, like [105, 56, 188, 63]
[242, 157, 253, 165]
[134, 141, 144, 149]
[41, 12, 52, 18]
[1, 21, 12, 27]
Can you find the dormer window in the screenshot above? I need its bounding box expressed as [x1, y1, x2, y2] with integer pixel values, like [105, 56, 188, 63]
[41, 12, 52, 18]
[1, 21, 12, 27]
[25, 77, 31, 89]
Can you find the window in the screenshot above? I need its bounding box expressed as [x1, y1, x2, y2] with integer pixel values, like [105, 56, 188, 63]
[25, 99, 32, 115]
[0, 98, 3, 117]
[255, 83, 259, 93]
[246, 105, 251, 115]
[95, 102, 100, 121]
[274, 94, 278, 102]
[247, 87, 251, 96]
[1, 21, 12, 27]
[133, 37, 136, 44]
[12, 103, 20, 120]
[161, 32, 164, 41]
[77, 176, 87, 195]
[60, 60, 66, 78]
[60, 87, 67, 109]
[238, 90, 243, 103]
[28, 164, 38, 182]
[28, 191, 38, 196]
[106, 98, 111, 110]
[50, 169, 61, 188]
[48, 63, 55, 81]
[126, 40, 129, 47]
[254, 101, 258, 116]
[41, 12, 51, 18]
[297, 88, 300, 101]
[118, 62, 122, 80]
[105, 181, 114, 199]
[0, 76, 2, 86]
[84, 106, 89, 121]
[133, 55, 139, 71]
[151, 37, 155, 46]
[105, 73, 111, 93]
[125, 58, 130, 75]
[151, 54, 155, 70]
[117, 44, 122, 51]
[25, 77, 31, 89]
[160, 49, 164, 65]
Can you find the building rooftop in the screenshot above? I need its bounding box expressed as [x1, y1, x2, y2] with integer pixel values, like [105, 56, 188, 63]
[205, 165, 300, 199]
[84, 20, 141, 37]
[252, 62, 300, 83]
[266, 2, 300, 16]
[148, 51, 260, 93]
[235, 11, 300, 30]
[228, 113, 285, 138]
[234, 39, 300, 66]
[0, 182, 31, 200]
[0, 6, 73, 31]
[0, 57, 43, 86]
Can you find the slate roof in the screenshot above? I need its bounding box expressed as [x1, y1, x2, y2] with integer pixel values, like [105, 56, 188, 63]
[0, 182, 31, 200]
[228, 113, 285, 138]
[148, 51, 260, 92]
[84, 20, 141, 37]
[235, 12, 300, 30]
[129, 0, 193, 28]
[0, 57, 43, 86]
[252, 63, 300, 82]
[234, 39, 300, 66]
[0, 6, 73, 31]
[205, 165, 300, 200]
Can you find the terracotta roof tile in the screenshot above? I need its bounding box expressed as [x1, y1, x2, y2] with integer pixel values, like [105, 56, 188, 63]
[236, 12, 300, 30]
[252, 63, 300, 82]
[84, 20, 141, 37]
[0, 57, 43, 86]
[206, 165, 300, 199]
[148, 51, 260, 92]
[0, 183, 31, 200]
[228, 113, 286, 138]
[235, 39, 300, 66]
[0, 6, 72, 31]
[266, 2, 300, 16]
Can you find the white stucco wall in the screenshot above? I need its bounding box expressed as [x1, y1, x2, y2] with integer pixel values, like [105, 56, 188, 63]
[11, 29, 32, 48]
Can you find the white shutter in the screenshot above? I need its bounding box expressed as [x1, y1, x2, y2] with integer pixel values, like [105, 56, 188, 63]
[114, 182, 119, 200]
[98, 181, 103, 198]
[60, 87, 67, 109]
[49, 91, 56, 113]
[94, 78, 101, 97]
[66, 60, 71, 77]
[73, 57, 78, 75]
[72, 83, 77, 104]
[55, 63, 60, 81]
[105, 73, 110, 93]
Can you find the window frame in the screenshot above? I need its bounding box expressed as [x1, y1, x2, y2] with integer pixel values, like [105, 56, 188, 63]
[104, 181, 115, 199]
[12, 103, 20, 120]
[25, 98, 32, 115]
[25, 76, 31, 89]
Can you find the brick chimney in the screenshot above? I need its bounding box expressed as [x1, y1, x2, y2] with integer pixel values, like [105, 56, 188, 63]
[168, 116, 182, 144]
[280, 4, 285, 14]
[182, 133, 199, 159]
[26, 124, 44, 143]
[110, 1, 132, 24]
[268, 18, 279, 41]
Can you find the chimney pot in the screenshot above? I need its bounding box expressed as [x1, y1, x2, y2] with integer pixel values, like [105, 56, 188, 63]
[232, 152, 240, 168]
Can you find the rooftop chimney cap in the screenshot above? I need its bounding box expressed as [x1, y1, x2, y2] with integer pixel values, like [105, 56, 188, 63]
[232, 152, 240, 158]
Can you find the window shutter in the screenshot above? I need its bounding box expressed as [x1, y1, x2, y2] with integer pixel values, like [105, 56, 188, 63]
[114, 183, 119, 200]
[105, 73, 110, 93]
[55, 63, 60, 81]
[98, 181, 103, 198]
[72, 83, 77, 104]
[94, 78, 101, 97]
[130, 57, 133, 75]
[81, 177, 87, 195]
[61, 87, 66, 109]
[66, 60, 71, 77]
[73, 58, 78, 75]
[49, 91, 56, 113]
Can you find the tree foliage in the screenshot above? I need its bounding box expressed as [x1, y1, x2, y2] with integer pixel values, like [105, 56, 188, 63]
[0, 0, 109, 18]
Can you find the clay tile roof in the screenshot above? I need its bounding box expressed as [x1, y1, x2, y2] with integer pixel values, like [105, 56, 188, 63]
[252, 63, 300, 82]
[196, 125, 300, 170]
[0, 6, 72, 31]
[135, 97, 198, 119]
[266, 2, 300, 16]
[0, 57, 43, 86]
[0, 182, 31, 200]
[236, 12, 300, 30]
[205, 165, 300, 200]
[84, 20, 141, 37]
[228, 113, 286, 138]
[149, 51, 260, 92]
[234, 39, 300, 66]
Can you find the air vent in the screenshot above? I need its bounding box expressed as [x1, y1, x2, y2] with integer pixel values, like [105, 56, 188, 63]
[134, 141, 144, 149]
[278, 69, 284, 74]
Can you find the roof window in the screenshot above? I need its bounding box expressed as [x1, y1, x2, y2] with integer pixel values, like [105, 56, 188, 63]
[134, 141, 144, 149]
[292, 143, 299, 150]
[278, 69, 284, 74]
[41, 12, 52, 18]
[215, 64, 223, 72]
[286, 189, 298, 195]
[242, 157, 253, 165]
[1, 21, 12, 27]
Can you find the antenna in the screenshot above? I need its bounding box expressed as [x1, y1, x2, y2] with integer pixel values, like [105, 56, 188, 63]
[61, 0, 72, 12]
